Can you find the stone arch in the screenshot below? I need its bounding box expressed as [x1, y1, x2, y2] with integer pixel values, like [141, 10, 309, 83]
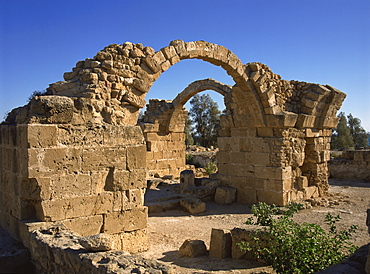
[42, 40, 271, 127]
[172, 78, 232, 107]
[168, 78, 232, 132]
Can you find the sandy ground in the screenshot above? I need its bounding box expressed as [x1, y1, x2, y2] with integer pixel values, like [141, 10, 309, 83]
[141, 179, 370, 274]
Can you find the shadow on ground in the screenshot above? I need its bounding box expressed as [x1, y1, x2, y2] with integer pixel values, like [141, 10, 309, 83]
[158, 250, 270, 273]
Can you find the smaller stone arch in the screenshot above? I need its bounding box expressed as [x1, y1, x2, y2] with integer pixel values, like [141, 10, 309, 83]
[168, 79, 232, 132]
[141, 78, 232, 177]
[172, 78, 232, 107]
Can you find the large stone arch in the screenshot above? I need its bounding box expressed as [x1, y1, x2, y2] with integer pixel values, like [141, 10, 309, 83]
[34, 40, 272, 127]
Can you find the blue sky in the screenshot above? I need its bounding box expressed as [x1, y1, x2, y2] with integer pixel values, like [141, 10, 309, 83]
[1, 0, 369, 130]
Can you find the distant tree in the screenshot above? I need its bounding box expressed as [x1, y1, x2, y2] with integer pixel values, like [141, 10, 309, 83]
[347, 113, 368, 149]
[184, 114, 194, 146]
[331, 112, 354, 150]
[189, 94, 221, 148]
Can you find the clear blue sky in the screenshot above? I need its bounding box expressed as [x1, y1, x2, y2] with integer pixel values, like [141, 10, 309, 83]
[1, 0, 369, 130]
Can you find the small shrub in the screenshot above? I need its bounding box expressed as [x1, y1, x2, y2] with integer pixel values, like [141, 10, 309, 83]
[185, 153, 194, 165]
[239, 202, 358, 274]
[204, 161, 217, 175]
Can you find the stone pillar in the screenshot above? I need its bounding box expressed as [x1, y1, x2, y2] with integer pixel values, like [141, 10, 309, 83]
[180, 170, 195, 191]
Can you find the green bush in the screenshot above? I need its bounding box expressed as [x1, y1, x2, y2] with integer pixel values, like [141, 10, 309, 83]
[239, 202, 358, 274]
[204, 161, 217, 175]
[185, 153, 194, 165]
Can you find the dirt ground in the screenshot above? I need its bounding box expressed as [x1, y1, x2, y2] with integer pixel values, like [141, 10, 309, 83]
[141, 179, 370, 274]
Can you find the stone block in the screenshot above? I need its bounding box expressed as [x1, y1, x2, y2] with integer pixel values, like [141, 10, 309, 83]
[297, 176, 308, 190]
[245, 152, 270, 166]
[35, 192, 114, 221]
[180, 170, 195, 190]
[214, 187, 236, 205]
[323, 117, 340, 128]
[181, 186, 217, 202]
[209, 228, 232, 259]
[143, 56, 161, 73]
[161, 45, 177, 59]
[60, 215, 103, 236]
[304, 186, 319, 199]
[40, 147, 81, 173]
[103, 207, 148, 234]
[27, 125, 58, 148]
[266, 113, 298, 128]
[125, 189, 145, 209]
[256, 189, 286, 206]
[111, 228, 148, 253]
[126, 145, 146, 170]
[180, 198, 206, 214]
[51, 173, 91, 199]
[179, 239, 207, 257]
[257, 127, 274, 137]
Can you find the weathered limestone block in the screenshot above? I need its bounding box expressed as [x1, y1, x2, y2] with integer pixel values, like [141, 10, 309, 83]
[27, 124, 58, 148]
[59, 215, 103, 237]
[79, 233, 113, 251]
[35, 192, 115, 221]
[180, 198, 206, 215]
[214, 187, 236, 205]
[209, 228, 232, 259]
[180, 170, 195, 191]
[117, 228, 148, 253]
[179, 239, 207, 257]
[103, 207, 148, 234]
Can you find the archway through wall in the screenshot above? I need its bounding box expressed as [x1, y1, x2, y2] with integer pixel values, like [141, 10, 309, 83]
[140, 78, 233, 178]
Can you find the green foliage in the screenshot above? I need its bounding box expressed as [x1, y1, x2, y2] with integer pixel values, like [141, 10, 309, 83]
[184, 114, 194, 146]
[185, 153, 194, 165]
[331, 112, 368, 150]
[347, 113, 368, 149]
[239, 202, 358, 274]
[204, 161, 217, 175]
[331, 112, 354, 150]
[189, 94, 221, 148]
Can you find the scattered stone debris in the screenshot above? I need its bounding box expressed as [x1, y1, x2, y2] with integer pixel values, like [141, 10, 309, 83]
[179, 239, 207, 258]
[180, 197, 206, 214]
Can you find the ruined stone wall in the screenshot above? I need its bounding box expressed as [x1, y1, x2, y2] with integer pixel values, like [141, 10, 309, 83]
[214, 126, 319, 206]
[28, 225, 171, 274]
[140, 99, 187, 178]
[329, 150, 370, 181]
[0, 124, 148, 253]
